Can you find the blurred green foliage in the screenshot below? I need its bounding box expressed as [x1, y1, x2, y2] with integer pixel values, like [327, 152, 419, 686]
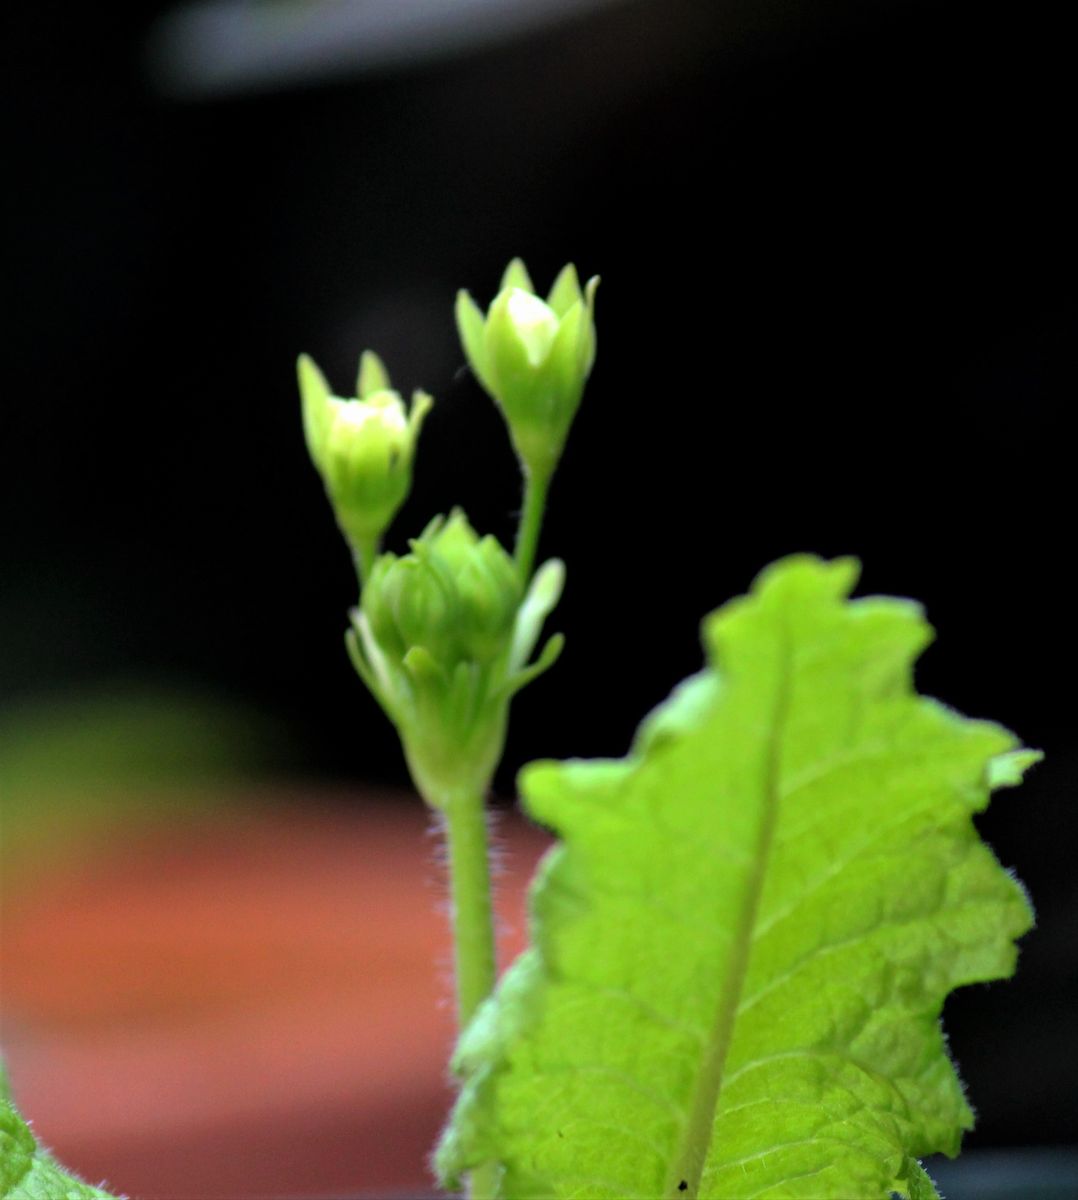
[0, 686, 279, 876]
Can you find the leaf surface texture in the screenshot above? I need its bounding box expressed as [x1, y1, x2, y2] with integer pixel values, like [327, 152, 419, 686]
[437, 557, 1035, 1199]
[1, 1097, 121, 1200]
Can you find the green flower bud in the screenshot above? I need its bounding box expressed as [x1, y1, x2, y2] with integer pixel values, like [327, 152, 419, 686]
[347, 515, 564, 808]
[298, 350, 431, 557]
[364, 554, 456, 671]
[456, 259, 598, 478]
[361, 510, 522, 674]
[438, 516, 524, 665]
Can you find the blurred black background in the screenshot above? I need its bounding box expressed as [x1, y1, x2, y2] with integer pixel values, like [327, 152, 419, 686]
[4, 0, 1075, 1154]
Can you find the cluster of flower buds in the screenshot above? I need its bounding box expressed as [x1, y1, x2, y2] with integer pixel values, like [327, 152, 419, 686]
[297, 258, 594, 806]
[456, 258, 598, 479]
[347, 511, 564, 805]
[298, 350, 431, 571]
[362, 510, 522, 671]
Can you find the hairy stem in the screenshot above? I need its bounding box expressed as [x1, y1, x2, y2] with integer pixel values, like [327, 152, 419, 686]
[443, 789, 500, 1199]
[444, 789, 498, 1025]
[514, 465, 551, 581]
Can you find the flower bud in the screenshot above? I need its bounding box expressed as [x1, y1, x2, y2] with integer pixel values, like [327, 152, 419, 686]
[456, 259, 597, 478]
[348, 512, 563, 808]
[298, 351, 431, 555]
[360, 510, 522, 674]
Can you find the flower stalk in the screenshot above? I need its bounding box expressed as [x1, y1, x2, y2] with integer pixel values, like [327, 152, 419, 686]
[298, 257, 597, 1199]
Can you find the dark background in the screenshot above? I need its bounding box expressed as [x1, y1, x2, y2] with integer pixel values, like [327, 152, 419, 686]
[4, 0, 1075, 1156]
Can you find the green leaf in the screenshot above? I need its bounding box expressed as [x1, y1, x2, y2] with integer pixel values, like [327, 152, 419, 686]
[437, 555, 1036, 1199]
[1, 1075, 123, 1199]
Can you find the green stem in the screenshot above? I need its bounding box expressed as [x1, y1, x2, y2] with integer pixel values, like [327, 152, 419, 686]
[514, 465, 551, 581]
[443, 788, 501, 1200]
[352, 537, 377, 590]
[468, 1159, 501, 1199]
[443, 788, 497, 1027]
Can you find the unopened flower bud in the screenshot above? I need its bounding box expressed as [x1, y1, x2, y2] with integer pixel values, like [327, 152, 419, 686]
[348, 511, 564, 807]
[298, 351, 431, 560]
[361, 510, 522, 675]
[456, 258, 597, 478]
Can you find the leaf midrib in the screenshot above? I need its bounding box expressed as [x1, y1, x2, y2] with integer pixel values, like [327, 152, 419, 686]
[662, 633, 792, 1200]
